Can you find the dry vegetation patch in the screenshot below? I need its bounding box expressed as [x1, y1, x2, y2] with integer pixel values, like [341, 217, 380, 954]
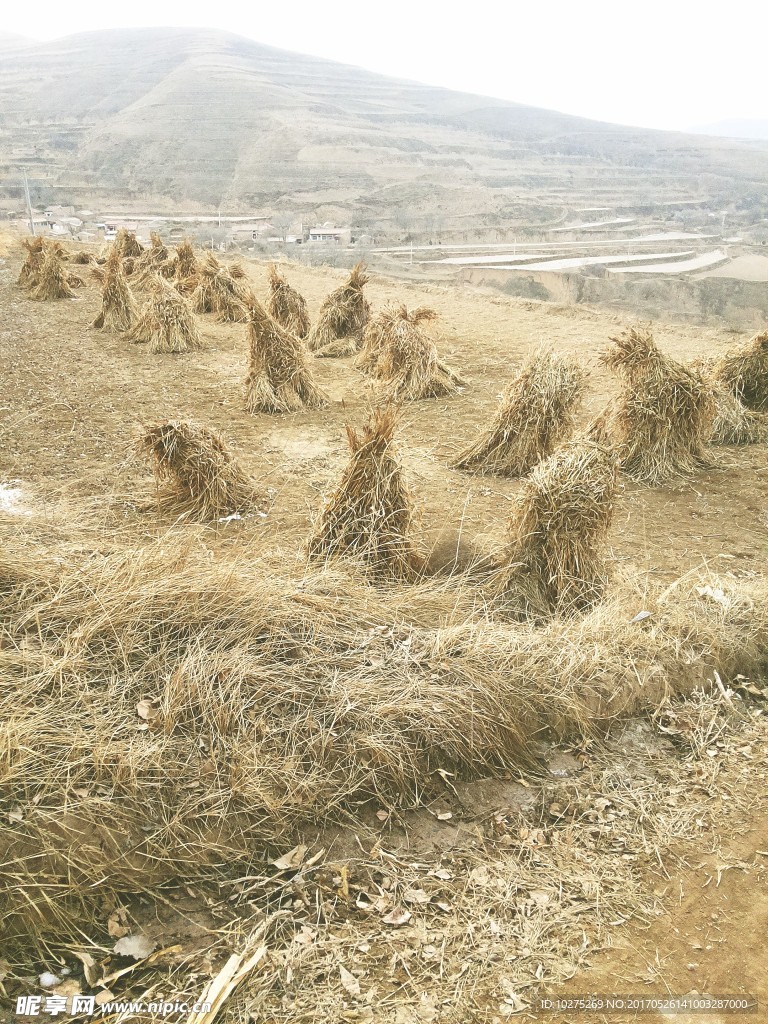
[362, 304, 465, 401]
[130, 277, 202, 353]
[92, 247, 137, 331]
[600, 326, 715, 483]
[307, 261, 371, 356]
[454, 348, 587, 475]
[712, 328, 768, 411]
[267, 263, 311, 339]
[1, 520, 767, 1014]
[136, 420, 261, 519]
[307, 406, 419, 580]
[244, 297, 328, 413]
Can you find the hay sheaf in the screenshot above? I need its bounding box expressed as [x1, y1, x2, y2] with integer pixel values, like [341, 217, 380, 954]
[113, 227, 143, 259]
[495, 437, 620, 619]
[92, 248, 137, 331]
[711, 329, 768, 411]
[599, 326, 715, 484]
[132, 232, 176, 288]
[28, 242, 77, 301]
[1, 530, 766, 957]
[366, 304, 465, 401]
[17, 236, 47, 288]
[454, 348, 588, 475]
[307, 261, 371, 355]
[244, 297, 328, 414]
[69, 250, 95, 266]
[267, 263, 311, 339]
[307, 407, 419, 580]
[129, 277, 203, 353]
[710, 383, 768, 445]
[171, 238, 198, 281]
[192, 254, 248, 322]
[136, 420, 260, 519]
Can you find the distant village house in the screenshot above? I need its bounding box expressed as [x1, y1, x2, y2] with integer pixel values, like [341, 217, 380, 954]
[308, 223, 351, 244]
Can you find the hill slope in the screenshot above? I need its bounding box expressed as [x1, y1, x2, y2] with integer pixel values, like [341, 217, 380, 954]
[1, 27, 767, 224]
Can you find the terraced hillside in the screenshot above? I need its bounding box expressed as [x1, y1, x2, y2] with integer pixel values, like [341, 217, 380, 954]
[2, 27, 768, 227]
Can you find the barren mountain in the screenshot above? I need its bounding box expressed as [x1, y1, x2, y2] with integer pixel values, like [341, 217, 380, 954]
[2, 27, 767, 224]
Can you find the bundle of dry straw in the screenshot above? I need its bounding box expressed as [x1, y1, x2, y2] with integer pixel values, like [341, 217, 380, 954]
[113, 227, 143, 258]
[599, 326, 715, 483]
[710, 329, 768, 411]
[137, 420, 260, 519]
[307, 261, 371, 356]
[307, 406, 418, 579]
[364, 304, 465, 401]
[17, 237, 46, 287]
[192, 254, 248, 322]
[2, 523, 767, 966]
[267, 264, 310, 339]
[133, 231, 175, 287]
[454, 348, 588, 475]
[172, 238, 199, 282]
[709, 383, 768, 445]
[244, 297, 328, 414]
[92, 247, 137, 331]
[29, 241, 77, 301]
[130, 277, 203, 353]
[495, 435, 619, 619]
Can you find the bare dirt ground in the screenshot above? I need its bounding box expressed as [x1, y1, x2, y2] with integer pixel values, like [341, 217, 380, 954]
[1, 252, 765, 577]
[554, 805, 768, 1024]
[1, 242, 767, 1022]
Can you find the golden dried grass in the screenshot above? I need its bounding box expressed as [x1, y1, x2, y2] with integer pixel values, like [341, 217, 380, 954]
[1, 529, 766, 962]
[367, 304, 465, 401]
[244, 297, 328, 413]
[92, 247, 137, 331]
[711, 329, 768, 411]
[599, 326, 715, 483]
[710, 383, 768, 445]
[28, 241, 77, 301]
[172, 238, 199, 280]
[267, 263, 310, 339]
[454, 348, 588, 475]
[136, 420, 260, 519]
[307, 406, 419, 580]
[307, 261, 371, 354]
[495, 436, 619, 619]
[192, 254, 248, 322]
[113, 227, 143, 259]
[129, 277, 203, 353]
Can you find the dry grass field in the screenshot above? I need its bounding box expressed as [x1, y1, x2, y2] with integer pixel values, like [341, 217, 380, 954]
[1, 236, 767, 1022]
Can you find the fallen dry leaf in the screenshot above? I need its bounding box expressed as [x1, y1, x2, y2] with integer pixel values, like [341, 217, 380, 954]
[339, 964, 361, 997]
[403, 888, 431, 905]
[107, 906, 131, 938]
[72, 950, 99, 987]
[113, 934, 156, 960]
[381, 908, 412, 927]
[136, 699, 158, 722]
[271, 844, 307, 871]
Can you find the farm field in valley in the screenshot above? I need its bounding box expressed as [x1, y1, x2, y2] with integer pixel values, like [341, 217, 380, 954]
[1, 238, 767, 1022]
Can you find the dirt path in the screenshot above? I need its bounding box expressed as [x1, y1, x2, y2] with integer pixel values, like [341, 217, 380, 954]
[548, 807, 768, 1022]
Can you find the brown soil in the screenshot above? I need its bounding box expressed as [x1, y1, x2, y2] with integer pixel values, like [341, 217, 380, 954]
[552, 812, 768, 1024]
[1, 254, 765, 579]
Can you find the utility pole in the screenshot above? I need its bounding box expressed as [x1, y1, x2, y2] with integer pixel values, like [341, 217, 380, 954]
[23, 168, 35, 236]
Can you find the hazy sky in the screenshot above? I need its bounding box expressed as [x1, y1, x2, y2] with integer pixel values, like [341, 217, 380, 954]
[3, 0, 766, 131]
